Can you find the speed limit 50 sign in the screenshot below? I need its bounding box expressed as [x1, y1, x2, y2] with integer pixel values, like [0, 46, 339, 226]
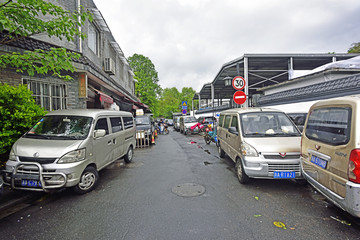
[232, 76, 246, 90]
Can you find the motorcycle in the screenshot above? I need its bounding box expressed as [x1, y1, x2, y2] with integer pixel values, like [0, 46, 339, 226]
[185, 122, 205, 135]
[204, 124, 217, 145]
[158, 122, 169, 135]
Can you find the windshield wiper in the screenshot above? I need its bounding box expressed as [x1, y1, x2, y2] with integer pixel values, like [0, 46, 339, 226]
[245, 133, 265, 137]
[25, 133, 50, 139]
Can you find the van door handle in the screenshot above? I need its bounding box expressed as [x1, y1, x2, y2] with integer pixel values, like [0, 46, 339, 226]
[108, 140, 112, 145]
[113, 139, 116, 144]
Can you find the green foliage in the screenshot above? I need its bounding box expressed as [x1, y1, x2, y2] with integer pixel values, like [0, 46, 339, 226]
[157, 87, 198, 119]
[348, 42, 360, 53]
[0, 84, 47, 155]
[128, 54, 161, 112]
[0, 0, 92, 80]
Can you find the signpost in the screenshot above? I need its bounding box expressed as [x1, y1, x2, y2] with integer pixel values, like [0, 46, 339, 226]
[233, 91, 247, 105]
[232, 76, 246, 90]
[182, 101, 187, 115]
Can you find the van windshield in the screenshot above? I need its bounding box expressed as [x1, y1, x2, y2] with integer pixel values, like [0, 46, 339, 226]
[24, 115, 93, 140]
[184, 117, 197, 123]
[240, 112, 300, 137]
[135, 117, 150, 125]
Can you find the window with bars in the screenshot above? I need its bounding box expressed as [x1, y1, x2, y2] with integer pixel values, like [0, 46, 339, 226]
[23, 79, 67, 111]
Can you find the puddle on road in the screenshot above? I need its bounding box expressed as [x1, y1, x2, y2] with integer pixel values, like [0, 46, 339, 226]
[204, 161, 213, 166]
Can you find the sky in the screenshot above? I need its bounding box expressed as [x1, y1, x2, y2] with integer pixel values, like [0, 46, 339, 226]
[93, 0, 360, 92]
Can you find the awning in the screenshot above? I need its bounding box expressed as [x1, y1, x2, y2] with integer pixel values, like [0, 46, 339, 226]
[90, 87, 114, 104]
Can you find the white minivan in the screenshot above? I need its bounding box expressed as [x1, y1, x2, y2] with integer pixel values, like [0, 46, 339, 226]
[2, 109, 136, 194]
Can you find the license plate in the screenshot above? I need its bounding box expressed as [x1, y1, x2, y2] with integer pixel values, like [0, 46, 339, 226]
[310, 155, 327, 169]
[21, 179, 42, 188]
[274, 171, 296, 179]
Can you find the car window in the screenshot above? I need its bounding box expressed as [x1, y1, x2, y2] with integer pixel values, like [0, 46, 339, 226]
[230, 115, 238, 132]
[240, 112, 300, 137]
[218, 114, 224, 127]
[123, 116, 134, 129]
[110, 117, 123, 133]
[184, 117, 197, 123]
[305, 107, 351, 145]
[26, 115, 92, 140]
[135, 117, 150, 125]
[224, 115, 231, 129]
[95, 118, 109, 135]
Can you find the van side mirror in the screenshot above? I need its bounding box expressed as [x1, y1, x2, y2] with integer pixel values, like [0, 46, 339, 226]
[94, 129, 106, 138]
[228, 127, 239, 135]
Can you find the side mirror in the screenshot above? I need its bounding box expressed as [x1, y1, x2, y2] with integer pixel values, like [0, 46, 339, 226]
[228, 127, 239, 135]
[94, 129, 106, 138]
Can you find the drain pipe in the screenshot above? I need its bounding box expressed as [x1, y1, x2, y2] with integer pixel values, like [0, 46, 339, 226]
[77, 0, 82, 53]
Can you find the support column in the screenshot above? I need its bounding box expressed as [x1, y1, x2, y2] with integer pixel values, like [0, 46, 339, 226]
[244, 57, 249, 107]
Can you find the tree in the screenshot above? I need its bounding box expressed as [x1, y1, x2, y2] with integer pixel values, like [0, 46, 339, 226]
[156, 87, 198, 118]
[128, 54, 161, 112]
[348, 42, 360, 53]
[180, 87, 197, 112]
[0, 0, 92, 80]
[0, 84, 47, 157]
[158, 87, 181, 118]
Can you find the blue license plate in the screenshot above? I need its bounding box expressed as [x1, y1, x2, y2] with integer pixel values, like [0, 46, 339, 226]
[21, 179, 42, 188]
[274, 171, 296, 178]
[310, 155, 327, 169]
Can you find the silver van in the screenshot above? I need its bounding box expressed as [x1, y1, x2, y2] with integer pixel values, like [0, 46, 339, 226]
[217, 108, 303, 184]
[2, 109, 136, 194]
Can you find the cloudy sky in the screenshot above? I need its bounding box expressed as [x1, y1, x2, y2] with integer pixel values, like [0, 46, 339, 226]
[93, 0, 360, 92]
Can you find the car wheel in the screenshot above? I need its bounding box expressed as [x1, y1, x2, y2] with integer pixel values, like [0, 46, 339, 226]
[218, 142, 225, 158]
[235, 158, 249, 184]
[73, 166, 98, 194]
[124, 146, 134, 163]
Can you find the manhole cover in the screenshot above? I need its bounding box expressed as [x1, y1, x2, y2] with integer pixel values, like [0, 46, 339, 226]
[171, 183, 205, 197]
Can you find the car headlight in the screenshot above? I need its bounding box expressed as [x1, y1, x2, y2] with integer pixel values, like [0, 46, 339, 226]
[8, 148, 17, 161]
[58, 149, 86, 164]
[241, 142, 258, 157]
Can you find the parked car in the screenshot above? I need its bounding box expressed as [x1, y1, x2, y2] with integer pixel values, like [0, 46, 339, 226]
[2, 109, 136, 194]
[179, 116, 198, 134]
[165, 119, 174, 126]
[287, 112, 307, 132]
[173, 116, 181, 131]
[135, 115, 154, 143]
[301, 96, 360, 217]
[217, 108, 303, 184]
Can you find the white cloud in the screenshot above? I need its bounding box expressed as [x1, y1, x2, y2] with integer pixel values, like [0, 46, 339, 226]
[94, 0, 360, 92]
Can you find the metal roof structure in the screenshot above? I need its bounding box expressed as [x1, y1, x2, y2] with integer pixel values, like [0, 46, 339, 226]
[193, 53, 360, 105]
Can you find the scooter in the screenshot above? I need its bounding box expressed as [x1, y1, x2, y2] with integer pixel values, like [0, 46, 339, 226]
[204, 124, 217, 145]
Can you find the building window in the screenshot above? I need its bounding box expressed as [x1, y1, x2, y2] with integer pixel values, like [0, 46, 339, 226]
[23, 79, 67, 111]
[88, 23, 99, 55]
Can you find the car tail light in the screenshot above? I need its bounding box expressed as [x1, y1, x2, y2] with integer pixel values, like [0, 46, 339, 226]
[348, 149, 360, 183]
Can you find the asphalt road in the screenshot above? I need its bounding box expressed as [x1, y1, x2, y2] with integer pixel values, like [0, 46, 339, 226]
[0, 129, 359, 240]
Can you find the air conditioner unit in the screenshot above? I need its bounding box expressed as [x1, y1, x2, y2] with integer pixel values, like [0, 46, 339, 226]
[104, 58, 115, 75]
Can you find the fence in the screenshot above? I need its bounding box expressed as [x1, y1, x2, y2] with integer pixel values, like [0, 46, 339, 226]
[136, 130, 150, 148]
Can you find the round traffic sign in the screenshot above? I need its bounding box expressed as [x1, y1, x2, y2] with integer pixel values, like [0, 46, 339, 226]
[232, 76, 246, 90]
[233, 91, 247, 105]
[182, 109, 187, 114]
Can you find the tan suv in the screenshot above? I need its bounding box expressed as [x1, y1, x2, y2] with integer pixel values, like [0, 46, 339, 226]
[217, 108, 303, 184]
[301, 96, 360, 217]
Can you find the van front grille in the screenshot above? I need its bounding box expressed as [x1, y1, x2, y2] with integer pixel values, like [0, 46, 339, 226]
[19, 156, 57, 164]
[268, 164, 301, 173]
[263, 155, 300, 160]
